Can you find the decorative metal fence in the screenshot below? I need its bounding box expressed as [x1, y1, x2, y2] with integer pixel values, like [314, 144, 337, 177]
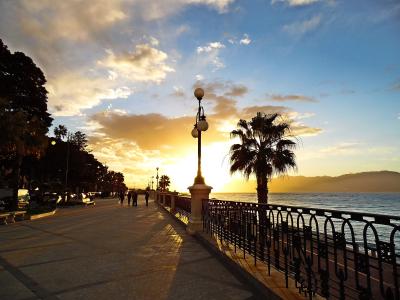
[175, 196, 191, 223]
[164, 194, 171, 207]
[202, 199, 400, 300]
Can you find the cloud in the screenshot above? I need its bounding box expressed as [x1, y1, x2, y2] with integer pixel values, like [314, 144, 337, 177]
[283, 15, 322, 36]
[98, 44, 174, 83]
[291, 123, 322, 136]
[171, 86, 186, 98]
[134, 0, 235, 20]
[393, 81, 400, 91]
[194, 80, 248, 97]
[88, 136, 164, 187]
[196, 42, 226, 71]
[196, 74, 204, 81]
[89, 111, 225, 150]
[320, 142, 361, 155]
[271, 0, 320, 6]
[239, 34, 251, 45]
[4, 0, 127, 43]
[197, 42, 225, 53]
[87, 79, 322, 187]
[0, 0, 235, 117]
[47, 71, 132, 116]
[224, 84, 248, 97]
[268, 94, 317, 103]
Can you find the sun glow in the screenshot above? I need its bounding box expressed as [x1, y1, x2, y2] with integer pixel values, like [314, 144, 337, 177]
[165, 142, 232, 192]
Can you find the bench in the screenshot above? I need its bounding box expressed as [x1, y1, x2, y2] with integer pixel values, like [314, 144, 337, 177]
[13, 211, 27, 221]
[0, 213, 9, 225]
[6, 211, 27, 223]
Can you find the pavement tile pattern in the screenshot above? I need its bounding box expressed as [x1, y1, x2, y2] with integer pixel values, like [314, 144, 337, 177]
[0, 198, 257, 300]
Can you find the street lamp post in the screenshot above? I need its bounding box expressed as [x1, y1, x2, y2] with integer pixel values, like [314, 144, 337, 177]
[187, 87, 212, 235]
[65, 133, 70, 192]
[151, 176, 154, 190]
[191, 88, 209, 185]
[156, 167, 159, 190]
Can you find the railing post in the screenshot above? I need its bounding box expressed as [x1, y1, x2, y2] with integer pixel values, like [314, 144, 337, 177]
[187, 183, 212, 234]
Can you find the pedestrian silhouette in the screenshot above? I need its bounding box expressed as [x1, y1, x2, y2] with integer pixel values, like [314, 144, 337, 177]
[119, 190, 124, 205]
[145, 190, 149, 206]
[127, 191, 132, 206]
[133, 190, 138, 207]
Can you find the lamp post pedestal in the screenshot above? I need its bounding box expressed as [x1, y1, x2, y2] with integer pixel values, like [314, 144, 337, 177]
[187, 183, 212, 235]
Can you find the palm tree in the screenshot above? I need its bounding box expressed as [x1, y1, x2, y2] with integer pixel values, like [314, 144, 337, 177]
[159, 175, 170, 192]
[54, 124, 67, 140]
[229, 113, 297, 204]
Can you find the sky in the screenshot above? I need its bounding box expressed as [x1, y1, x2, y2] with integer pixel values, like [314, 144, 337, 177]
[0, 0, 399, 192]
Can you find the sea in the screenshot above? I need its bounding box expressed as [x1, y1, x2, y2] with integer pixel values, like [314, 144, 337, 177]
[209, 193, 400, 216]
[208, 193, 400, 247]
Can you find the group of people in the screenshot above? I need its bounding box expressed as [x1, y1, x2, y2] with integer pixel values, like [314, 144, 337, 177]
[118, 190, 150, 207]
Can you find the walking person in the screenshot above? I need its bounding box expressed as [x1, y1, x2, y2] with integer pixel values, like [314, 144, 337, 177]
[145, 190, 149, 206]
[133, 190, 138, 207]
[119, 190, 124, 205]
[127, 191, 132, 206]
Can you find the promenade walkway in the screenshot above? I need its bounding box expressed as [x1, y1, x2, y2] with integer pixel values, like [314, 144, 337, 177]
[0, 197, 259, 300]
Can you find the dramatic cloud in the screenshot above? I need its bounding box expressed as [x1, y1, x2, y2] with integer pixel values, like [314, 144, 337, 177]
[0, 0, 235, 116]
[268, 94, 317, 103]
[87, 79, 322, 188]
[98, 44, 174, 83]
[89, 111, 225, 151]
[47, 71, 132, 116]
[283, 15, 322, 36]
[2, 0, 127, 43]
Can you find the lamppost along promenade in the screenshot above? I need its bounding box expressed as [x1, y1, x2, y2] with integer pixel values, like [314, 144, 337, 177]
[156, 167, 159, 190]
[187, 88, 212, 234]
[50, 135, 70, 197]
[191, 88, 209, 184]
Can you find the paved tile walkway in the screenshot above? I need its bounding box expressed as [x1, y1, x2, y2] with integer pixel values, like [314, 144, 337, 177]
[0, 197, 257, 300]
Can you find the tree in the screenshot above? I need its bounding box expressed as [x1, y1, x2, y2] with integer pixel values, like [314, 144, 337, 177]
[229, 113, 297, 204]
[159, 175, 170, 192]
[71, 131, 88, 151]
[0, 39, 53, 209]
[54, 125, 67, 140]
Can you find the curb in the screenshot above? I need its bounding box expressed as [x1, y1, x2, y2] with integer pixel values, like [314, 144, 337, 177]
[29, 209, 57, 220]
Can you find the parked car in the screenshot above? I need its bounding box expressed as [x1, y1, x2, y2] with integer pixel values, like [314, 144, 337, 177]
[68, 193, 95, 205]
[42, 192, 62, 204]
[0, 188, 30, 209]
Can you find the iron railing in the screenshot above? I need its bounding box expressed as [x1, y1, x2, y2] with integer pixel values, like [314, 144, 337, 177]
[164, 194, 171, 207]
[175, 196, 191, 223]
[202, 199, 400, 300]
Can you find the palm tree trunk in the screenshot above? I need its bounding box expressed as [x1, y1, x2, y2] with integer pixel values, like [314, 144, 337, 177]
[256, 175, 268, 204]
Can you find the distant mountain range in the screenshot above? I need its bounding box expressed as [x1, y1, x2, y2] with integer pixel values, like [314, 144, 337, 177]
[223, 171, 400, 193]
